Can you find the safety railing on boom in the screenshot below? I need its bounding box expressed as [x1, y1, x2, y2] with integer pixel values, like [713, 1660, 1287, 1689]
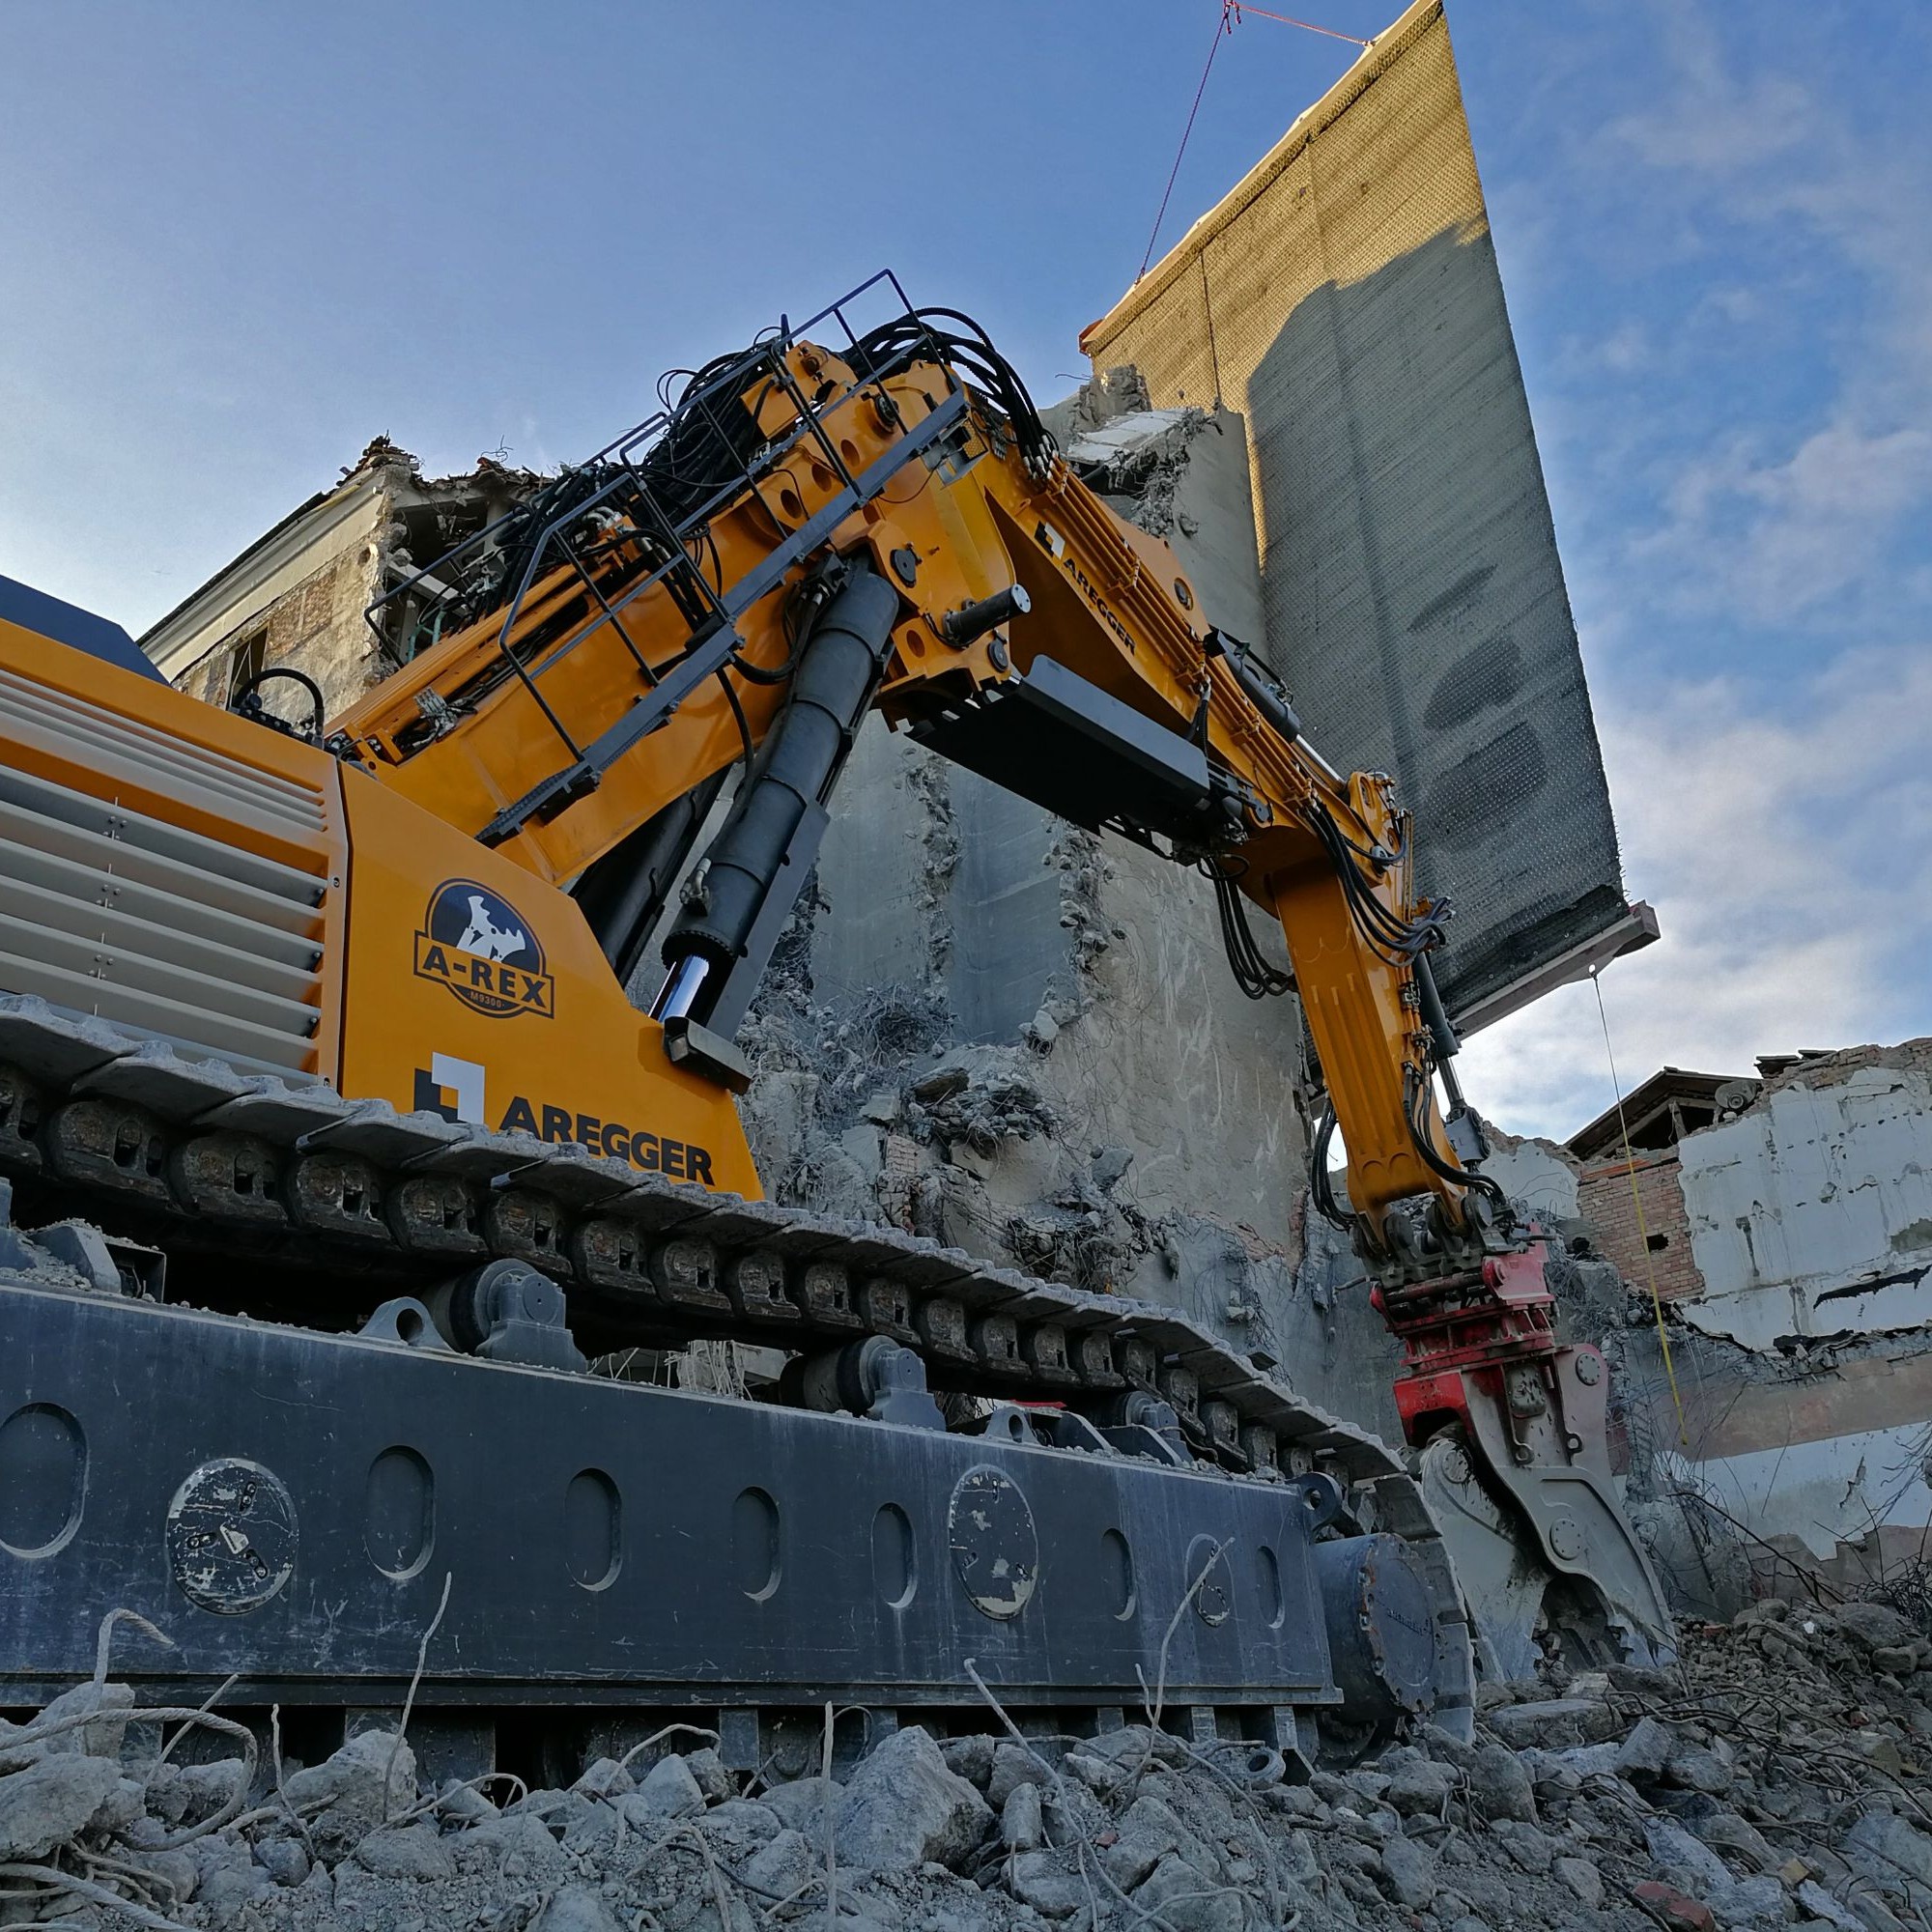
[358, 272, 972, 848]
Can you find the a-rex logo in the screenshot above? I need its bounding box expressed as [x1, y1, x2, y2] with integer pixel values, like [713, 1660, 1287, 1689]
[412, 879, 554, 1019]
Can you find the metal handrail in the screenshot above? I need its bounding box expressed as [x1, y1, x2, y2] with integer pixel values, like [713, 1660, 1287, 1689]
[355, 274, 971, 848]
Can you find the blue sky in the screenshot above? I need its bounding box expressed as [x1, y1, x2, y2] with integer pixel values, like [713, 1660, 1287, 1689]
[3, 1, 1927, 1139]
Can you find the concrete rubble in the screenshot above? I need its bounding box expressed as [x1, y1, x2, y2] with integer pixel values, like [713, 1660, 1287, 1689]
[13, 1603, 1932, 1931]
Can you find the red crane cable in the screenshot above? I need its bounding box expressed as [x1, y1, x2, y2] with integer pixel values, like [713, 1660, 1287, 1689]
[1137, 2, 1235, 283]
[1228, 3, 1369, 46]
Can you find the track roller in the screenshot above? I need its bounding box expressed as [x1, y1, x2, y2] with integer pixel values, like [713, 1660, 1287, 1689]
[788, 1334, 945, 1431]
[426, 1257, 585, 1371]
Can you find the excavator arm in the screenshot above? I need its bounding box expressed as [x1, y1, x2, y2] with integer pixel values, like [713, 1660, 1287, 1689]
[327, 280, 1671, 1669]
[333, 298, 1462, 1247]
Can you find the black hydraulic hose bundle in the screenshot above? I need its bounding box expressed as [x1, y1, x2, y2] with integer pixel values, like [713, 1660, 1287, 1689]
[229, 667, 326, 744]
[1303, 798, 1449, 968]
[847, 306, 1058, 476]
[1202, 860, 1293, 1000]
[1310, 1101, 1352, 1229]
[418, 301, 1050, 661]
[1403, 1066, 1515, 1227]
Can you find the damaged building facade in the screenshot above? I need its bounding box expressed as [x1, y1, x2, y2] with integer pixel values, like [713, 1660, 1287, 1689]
[1463, 1046, 1932, 1613]
[1578, 1047, 1932, 1605]
[143, 440, 539, 718]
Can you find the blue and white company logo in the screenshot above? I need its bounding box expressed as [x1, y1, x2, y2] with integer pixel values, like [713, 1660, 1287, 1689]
[412, 879, 555, 1019]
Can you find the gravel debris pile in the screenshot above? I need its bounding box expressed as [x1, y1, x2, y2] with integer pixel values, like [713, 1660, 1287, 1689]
[6, 1594, 1932, 1932]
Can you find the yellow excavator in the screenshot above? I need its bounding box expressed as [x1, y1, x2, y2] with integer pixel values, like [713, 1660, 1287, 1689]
[0, 279, 1668, 1774]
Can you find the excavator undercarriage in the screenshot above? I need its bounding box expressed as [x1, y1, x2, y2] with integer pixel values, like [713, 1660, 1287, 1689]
[0, 275, 1670, 1775]
[0, 1004, 1470, 1773]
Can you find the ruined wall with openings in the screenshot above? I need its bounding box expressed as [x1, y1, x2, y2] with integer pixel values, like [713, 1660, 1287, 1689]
[167, 528, 385, 719]
[1588, 1041, 1932, 1609]
[145, 443, 539, 726]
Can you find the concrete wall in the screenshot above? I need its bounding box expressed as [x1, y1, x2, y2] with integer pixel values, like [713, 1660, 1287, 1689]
[734, 395, 1342, 1376]
[1043, 381, 1269, 651]
[1677, 1052, 1932, 1350]
[1620, 1318, 1932, 1589]
[1076, 0, 1630, 1018]
[1479, 1123, 1581, 1225]
[768, 722, 1314, 1289]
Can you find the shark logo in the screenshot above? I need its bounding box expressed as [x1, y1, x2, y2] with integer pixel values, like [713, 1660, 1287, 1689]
[413, 878, 554, 1019]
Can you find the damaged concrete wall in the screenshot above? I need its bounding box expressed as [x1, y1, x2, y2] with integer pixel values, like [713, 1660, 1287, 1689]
[147, 466, 389, 716]
[1039, 367, 1268, 648]
[1076, 0, 1636, 1020]
[1480, 1121, 1582, 1227]
[1622, 1317, 1932, 1606]
[737, 742, 1314, 1324]
[1582, 1042, 1932, 1602]
[728, 386, 1374, 1388]
[1678, 1044, 1932, 1350]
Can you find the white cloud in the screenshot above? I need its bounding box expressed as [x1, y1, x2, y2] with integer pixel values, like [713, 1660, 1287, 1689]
[1457, 1, 1932, 1149]
[1600, 10, 1932, 625]
[1462, 639, 1932, 1140]
[1605, 3, 1932, 404]
[1596, 324, 1649, 374]
[1635, 421, 1932, 622]
[1693, 286, 1762, 327]
[1605, 14, 1814, 177]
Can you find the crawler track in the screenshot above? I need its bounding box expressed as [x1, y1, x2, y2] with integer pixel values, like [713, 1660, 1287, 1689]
[0, 992, 1473, 1767]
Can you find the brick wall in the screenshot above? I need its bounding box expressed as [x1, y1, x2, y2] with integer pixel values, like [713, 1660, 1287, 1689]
[173, 539, 384, 721]
[1577, 1151, 1702, 1299]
